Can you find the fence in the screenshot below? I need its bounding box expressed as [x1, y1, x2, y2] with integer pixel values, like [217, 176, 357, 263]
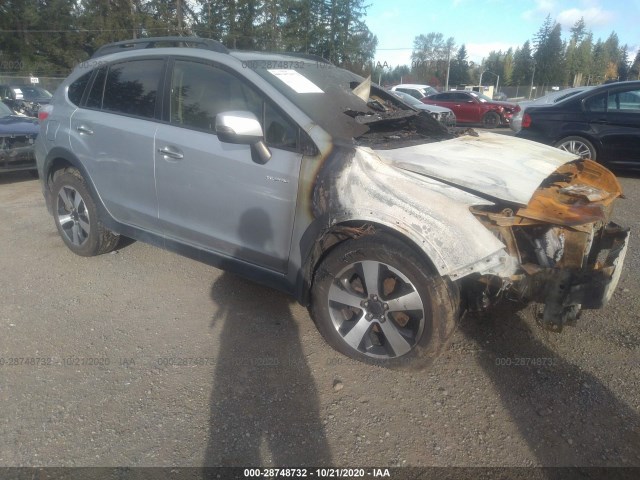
[498, 85, 574, 102]
[0, 76, 66, 93]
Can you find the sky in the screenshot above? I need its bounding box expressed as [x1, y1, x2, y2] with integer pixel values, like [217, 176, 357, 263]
[365, 0, 640, 68]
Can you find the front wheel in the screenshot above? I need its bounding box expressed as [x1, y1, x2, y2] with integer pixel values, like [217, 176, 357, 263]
[51, 169, 119, 256]
[554, 136, 597, 160]
[482, 111, 501, 128]
[310, 233, 460, 370]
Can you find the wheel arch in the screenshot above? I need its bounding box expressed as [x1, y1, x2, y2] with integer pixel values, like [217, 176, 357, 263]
[42, 147, 105, 217]
[553, 132, 602, 156]
[296, 216, 445, 306]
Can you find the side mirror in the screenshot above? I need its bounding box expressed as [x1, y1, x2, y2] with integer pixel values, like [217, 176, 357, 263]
[215, 111, 271, 164]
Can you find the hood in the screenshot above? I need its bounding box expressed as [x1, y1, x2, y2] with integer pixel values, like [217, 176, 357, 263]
[375, 131, 578, 206]
[0, 115, 40, 136]
[492, 100, 518, 109]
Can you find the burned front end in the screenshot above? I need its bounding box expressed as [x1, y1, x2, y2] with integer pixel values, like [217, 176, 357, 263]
[469, 159, 629, 330]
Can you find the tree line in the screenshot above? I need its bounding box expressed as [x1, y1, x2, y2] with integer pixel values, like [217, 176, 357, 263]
[0, 0, 377, 77]
[379, 15, 640, 89]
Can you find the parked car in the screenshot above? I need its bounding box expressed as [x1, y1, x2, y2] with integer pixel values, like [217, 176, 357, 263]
[0, 84, 53, 117]
[510, 87, 594, 133]
[390, 83, 438, 100]
[35, 37, 629, 369]
[423, 90, 519, 128]
[0, 101, 39, 173]
[389, 90, 456, 126]
[517, 81, 640, 167]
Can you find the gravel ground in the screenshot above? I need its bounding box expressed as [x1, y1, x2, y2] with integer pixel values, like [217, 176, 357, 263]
[0, 168, 639, 468]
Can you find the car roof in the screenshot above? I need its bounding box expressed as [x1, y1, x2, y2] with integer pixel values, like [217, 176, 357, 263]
[393, 84, 432, 89]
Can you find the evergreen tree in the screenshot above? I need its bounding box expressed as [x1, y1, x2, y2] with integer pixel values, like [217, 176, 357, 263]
[449, 44, 470, 86]
[511, 41, 533, 85]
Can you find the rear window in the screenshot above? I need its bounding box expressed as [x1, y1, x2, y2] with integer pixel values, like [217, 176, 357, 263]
[68, 72, 92, 106]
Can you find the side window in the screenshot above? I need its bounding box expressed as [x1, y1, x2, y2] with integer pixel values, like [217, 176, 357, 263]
[102, 59, 164, 118]
[454, 93, 471, 101]
[608, 89, 640, 112]
[86, 66, 107, 109]
[264, 102, 297, 149]
[170, 60, 299, 151]
[585, 92, 607, 112]
[68, 73, 92, 106]
[170, 60, 261, 131]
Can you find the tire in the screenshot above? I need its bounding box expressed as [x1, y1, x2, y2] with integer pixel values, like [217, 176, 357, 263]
[554, 136, 597, 160]
[51, 168, 119, 256]
[310, 233, 460, 370]
[482, 111, 501, 129]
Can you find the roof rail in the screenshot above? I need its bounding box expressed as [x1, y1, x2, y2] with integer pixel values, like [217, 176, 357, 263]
[91, 36, 228, 58]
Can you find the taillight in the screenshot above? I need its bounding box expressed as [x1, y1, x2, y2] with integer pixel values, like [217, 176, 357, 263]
[514, 105, 521, 114]
[38, 105, 52, 122]
[521, 113, 532, 128]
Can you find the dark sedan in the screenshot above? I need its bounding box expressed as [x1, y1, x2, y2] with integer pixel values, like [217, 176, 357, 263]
[517, 81, 640, 168]
[0, 101, 40, 173]
[422, 90, 519, 128]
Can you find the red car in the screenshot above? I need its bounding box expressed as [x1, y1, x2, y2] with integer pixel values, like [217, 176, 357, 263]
[422, 90, 519, 128]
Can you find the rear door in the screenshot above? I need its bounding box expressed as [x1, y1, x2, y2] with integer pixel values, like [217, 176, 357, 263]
[153, 59, 302, 273]
[600, 86, 640, 165]
[69, 59, 164, 231]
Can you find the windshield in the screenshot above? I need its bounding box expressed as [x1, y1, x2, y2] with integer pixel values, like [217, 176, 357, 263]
[0, 101, 13, 117]
[239, 54, 391, 140]
[392, 91, 423, 106]
[470, 92, 493, 103]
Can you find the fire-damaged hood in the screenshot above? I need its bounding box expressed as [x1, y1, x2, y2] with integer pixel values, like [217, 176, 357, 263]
[376, 132, 579, 206]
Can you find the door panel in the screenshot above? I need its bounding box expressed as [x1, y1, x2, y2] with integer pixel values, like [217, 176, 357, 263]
[68, 58, 165, 230]
[153, 59, 302, 273]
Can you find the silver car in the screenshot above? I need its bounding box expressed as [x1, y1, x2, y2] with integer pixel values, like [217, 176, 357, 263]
[389, 90, 456, 127]
[35, 37, 629, 369]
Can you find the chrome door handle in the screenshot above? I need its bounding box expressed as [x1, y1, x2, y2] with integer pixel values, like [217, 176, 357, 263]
[158, 146, 184, 160]
[76, 125, 93, 135]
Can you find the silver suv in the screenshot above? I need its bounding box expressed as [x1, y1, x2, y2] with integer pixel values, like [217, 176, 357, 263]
[36, 37, 629, 369]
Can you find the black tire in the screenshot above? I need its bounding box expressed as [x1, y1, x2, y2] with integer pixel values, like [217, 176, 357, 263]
[554, 136, 597, 160]
[482, 111, 501, 128]
[310, 233, 460, 370]
[51, 168, 119, 256]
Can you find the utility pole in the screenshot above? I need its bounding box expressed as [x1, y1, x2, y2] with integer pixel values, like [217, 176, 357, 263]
[529, 60, 536, 99]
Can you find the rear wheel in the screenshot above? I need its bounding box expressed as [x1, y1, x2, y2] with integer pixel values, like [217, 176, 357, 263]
[554, 136, 597, 160]
[51, 169, 119, 256]
[310, 233, 460, 370]
[482, 111, 501, 128]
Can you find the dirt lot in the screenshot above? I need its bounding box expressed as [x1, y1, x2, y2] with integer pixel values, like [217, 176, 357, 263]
[0, 167, 639, 469]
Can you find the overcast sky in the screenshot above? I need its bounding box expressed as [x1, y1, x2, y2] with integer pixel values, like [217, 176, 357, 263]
[366, 0, 640, 67]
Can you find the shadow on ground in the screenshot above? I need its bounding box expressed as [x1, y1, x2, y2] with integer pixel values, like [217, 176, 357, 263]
[203, 273, 332, 466]
[460, 302, 640, 471]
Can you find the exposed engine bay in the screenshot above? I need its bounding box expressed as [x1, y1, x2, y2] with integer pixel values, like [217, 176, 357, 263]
[467, 159, 629, 331]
